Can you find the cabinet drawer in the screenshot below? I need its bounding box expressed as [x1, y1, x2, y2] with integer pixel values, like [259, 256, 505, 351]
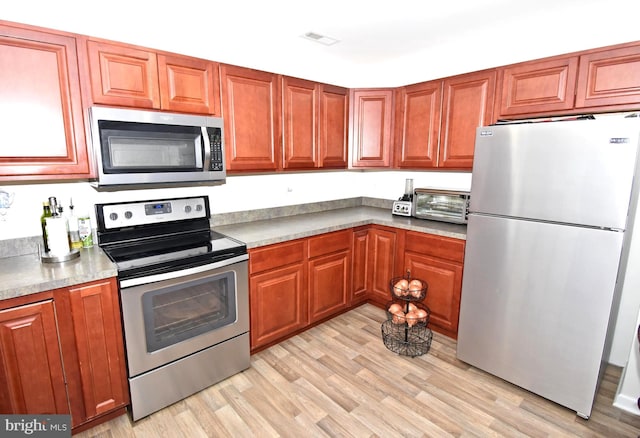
[308, 229, 352, 258]
[404, 231, 465, 264]
[249, 240, 305, 274]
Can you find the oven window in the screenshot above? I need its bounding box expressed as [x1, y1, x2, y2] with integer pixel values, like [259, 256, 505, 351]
[99, 121, 203, 173]
[415, 194, 466, 220]
[142, 271, 237, 352]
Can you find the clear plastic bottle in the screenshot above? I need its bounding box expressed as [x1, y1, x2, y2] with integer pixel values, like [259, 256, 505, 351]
[67, 199, 82, 250]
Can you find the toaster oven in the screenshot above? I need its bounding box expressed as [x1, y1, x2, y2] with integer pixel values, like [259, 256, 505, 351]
[412, 188, 470, 224]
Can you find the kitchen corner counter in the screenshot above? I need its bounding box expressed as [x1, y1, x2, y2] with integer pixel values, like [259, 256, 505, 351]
[0, 246, 117, 301]
[215, 206, 467, 249]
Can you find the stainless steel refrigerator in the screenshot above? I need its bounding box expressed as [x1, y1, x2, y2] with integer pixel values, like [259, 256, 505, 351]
[456, 116, 640, 419]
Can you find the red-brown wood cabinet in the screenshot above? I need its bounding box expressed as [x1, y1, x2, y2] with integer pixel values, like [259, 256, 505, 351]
[282, 77, 348, 169]
[401, 231, 465, 339]
[220, 64, 281, 172]
[575, 44, 640, 109]
[349, 89, 394, 168]
[495, 56, 579, 117]
[0, 278, 128, 432]
[0, 23, 89, 180]
[83, 39, 220, 115]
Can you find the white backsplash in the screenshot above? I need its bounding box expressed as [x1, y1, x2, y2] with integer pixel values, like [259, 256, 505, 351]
[0, 170, 471, 240]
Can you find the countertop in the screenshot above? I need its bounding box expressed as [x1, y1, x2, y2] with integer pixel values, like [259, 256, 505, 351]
[0, 206, 466, 302]
[216, 206, 467, 249]
[0, 246, 117, 301]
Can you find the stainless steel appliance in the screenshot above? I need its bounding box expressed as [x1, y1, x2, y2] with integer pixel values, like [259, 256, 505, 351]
[412, 188, 470, 224]
[96, 196, 249, 421]
[89, 107, 225, 188]
[457, 116, 640, 419]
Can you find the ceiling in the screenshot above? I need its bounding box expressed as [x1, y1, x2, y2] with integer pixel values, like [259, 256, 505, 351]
[3, 0, 640, 87]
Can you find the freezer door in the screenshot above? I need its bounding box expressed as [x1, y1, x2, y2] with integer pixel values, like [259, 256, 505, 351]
[457, 213, 624, 417]
[471, 118, 639, 229]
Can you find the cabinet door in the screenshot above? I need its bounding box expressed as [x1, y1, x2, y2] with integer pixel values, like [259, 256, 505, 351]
[575, 45, 640, 109]
[86, 40, 160, 108]
[350, 89, 394, 168]
[439, 70, 496, 169]
[220, 65, 281, 172]
[250, 264, 306, 350]
[158, 54, 220, 115]
[0, 25, 89, 178]
[351, 228, 369, 304]
[309, 250, 350, 323]
[67, 279, 128, 421]
[395, 80, 442, 168]
[497, 56, 578, 117]
[319, 84, 349, 168]
[0, 300, 68, 415]
[404, 252, 463, 338]
[368, 227, 397, 303]
[282, 76, 318, 169]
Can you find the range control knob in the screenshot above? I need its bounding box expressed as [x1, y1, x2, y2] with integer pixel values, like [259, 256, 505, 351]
[184, 205, 192, 213]
[124, 211, 133, 219]
[195, 204, 203, 212]
[109, 212, 118, 221]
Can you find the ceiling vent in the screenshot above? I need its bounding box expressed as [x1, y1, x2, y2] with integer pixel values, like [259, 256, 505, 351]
[301, 31, 340, 46]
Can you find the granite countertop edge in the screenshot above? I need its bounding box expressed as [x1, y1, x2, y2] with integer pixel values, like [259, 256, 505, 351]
[0, 246, 118, 301]
[216, 206, 467, 249]
[1, 205, 466, 302]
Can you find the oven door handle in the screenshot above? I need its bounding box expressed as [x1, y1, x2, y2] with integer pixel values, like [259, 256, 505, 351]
[119, 253, 248, 288]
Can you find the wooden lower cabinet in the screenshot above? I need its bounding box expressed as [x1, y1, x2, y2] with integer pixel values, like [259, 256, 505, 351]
[249, 230, 353, 351]
[65, 279, 128, 424]
[249, 241, 307, 350]
[351, 227, 370, 304]
[367, 226, 398, 304]
[0, 278, 128, 431]
[248, 226, 465, 348]
[402, 231, 465, 338]
[0, 300, 68, 415]
[308, 230, 351, 323]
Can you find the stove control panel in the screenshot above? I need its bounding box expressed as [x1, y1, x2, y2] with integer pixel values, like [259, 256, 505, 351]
[98, 196, 209, 229]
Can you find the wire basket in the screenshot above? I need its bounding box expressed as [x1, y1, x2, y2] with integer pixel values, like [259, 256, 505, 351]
[385, 300, 431, 327]
[381, 320, 433, 357]
[389, 275, 427, 301]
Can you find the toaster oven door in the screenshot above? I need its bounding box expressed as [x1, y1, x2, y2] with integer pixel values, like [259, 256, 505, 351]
[413, 192, 469, 223]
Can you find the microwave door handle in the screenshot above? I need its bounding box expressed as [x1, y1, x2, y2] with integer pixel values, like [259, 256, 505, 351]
[202, 127, 211, 171]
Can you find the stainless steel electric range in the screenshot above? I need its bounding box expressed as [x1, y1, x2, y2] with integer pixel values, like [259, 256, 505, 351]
[96, 195, 249, 421]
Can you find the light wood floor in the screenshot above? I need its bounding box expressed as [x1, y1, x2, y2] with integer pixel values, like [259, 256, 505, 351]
[77, 304, 640, 437]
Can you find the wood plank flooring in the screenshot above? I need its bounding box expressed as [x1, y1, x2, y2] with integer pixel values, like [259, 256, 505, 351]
[76, 304, 640, 437]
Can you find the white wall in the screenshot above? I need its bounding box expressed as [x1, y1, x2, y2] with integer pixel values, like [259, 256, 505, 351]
[0, 171, 472, 240]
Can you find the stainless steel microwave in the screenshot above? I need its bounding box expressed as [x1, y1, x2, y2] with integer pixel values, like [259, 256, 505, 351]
[412, 188, 470, 224]
[89, 106, 225, 188]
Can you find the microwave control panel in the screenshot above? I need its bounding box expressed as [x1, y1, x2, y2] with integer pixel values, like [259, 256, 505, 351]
[209, 127, 224, 171]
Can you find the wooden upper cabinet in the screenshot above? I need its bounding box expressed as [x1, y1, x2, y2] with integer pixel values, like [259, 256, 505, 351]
[576, 44, 640, 109]
[282, 76, 318, 169]
[220, 64, 281, 172]
[395, 80, 442, 168]
[282, 78, 348, 170]
[84, 39, 219, 115]
[158, 54, 220, 115]
[0, 24, 89, 179]
[319, 84, 349, 168]
[439, 70, 496, 169]
[350, 89, 394, 168]
[0, 300, 68, 415]
[86, 40, 160, 109]
[496, 56, 578, 117]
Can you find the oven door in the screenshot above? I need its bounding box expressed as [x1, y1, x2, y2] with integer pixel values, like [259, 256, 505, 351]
[119, 254, 248, 377]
